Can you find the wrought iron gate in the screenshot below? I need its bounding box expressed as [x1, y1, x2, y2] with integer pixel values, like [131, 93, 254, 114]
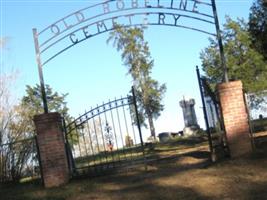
[245, 93, 267, 152]
[64, 88, 145, 177]
[196, 66, 229, 160]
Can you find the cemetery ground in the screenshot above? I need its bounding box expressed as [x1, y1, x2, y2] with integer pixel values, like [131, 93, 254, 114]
[1, 134, 267, 200]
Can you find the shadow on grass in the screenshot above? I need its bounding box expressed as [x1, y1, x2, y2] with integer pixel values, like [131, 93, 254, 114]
[1, 137, 267, 200]
[96, 182, 211, 200]
[0, 171, 211, 200]
[1, 153, 267, 200]
[248, 181, 267, 200]
[0, 148, 212, 200]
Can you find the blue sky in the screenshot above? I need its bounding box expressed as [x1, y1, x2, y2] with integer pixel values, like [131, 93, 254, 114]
[1, 0, 254, 138]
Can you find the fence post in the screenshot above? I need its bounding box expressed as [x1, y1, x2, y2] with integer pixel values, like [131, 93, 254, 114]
[34, 112, 69, 188]
[217, 81, 252, 157]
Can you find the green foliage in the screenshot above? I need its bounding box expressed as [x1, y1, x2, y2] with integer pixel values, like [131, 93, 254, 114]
[10, 84, 69, 135]
[135, 78, 166, 122]
[21, 84, 69, 118]
[107, 25, 153, 80]
[18, 84, 78, 144]
[249, 0, 267, 60]
[108, 25, 166, 137]
[6, 84, 74, 142]
[200, 17, 267, 94]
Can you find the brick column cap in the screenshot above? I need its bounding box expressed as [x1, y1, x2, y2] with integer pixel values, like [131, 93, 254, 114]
[34, 112, 61, 124]
[217, 80, 243, 91]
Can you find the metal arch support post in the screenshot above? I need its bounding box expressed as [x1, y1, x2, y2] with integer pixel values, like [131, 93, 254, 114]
[211, 0, 229, 83]
[33, 28, 49, 113]
[196, 66, 214, 160]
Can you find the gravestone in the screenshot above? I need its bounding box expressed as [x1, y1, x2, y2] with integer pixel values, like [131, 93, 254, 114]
[180, 98, 200, 136]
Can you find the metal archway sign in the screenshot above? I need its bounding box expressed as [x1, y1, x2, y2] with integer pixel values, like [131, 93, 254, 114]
[33, 0, 228, 113]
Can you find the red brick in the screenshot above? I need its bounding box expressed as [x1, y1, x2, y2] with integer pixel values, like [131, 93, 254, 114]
[34, 112, 69, 188]
[217, 80, 252, 158]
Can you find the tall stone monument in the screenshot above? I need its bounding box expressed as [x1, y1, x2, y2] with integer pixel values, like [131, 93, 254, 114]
[179, 98, 199, 136]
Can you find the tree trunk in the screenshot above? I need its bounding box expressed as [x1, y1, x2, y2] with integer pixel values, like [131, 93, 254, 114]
[148, 114, 156, 139]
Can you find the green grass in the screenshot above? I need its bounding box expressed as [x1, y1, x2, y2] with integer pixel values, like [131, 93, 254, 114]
[74, 136, 208, 171]
[74, 145, 144, 170]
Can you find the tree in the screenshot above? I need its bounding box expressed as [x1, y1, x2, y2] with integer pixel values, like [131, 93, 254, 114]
[134, 78, 166, 137]
[22, 84, 69, 117]
[107, 25, 166, 138]
[0, 39, 74, 181]
[0, 73, 38, 182]
[10, 84, 71, 137]
[200, 17, 267, 95]
[248, 0, 267, 60]
[2, 83, 71, 144]
[0, 40, 33, 182]
[0, 38, 14, 146]
[0, 73, 16, 146]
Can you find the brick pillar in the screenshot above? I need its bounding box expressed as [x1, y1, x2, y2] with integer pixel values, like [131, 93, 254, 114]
[34, 112, 69, 188]
[217, 81, 252, 157]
